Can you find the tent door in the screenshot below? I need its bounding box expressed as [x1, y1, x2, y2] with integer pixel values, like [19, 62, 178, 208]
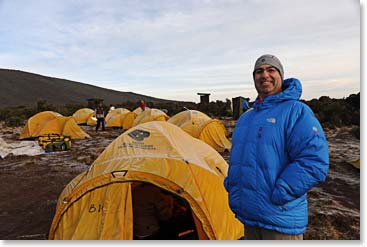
[131, 182, 199, 240]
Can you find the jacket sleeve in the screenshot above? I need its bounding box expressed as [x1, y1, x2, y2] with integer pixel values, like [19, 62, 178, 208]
[224, 177, 229, 191]
[271, 104, 329, 205]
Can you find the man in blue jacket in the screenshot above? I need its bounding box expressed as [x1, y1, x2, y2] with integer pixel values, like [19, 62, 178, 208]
[224, 54, 329, 240]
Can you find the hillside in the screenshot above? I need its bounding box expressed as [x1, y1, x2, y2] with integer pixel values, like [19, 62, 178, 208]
[0, 69, 172, 107]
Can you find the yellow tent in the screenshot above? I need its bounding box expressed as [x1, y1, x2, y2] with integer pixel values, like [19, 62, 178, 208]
[72, 108, 94, 125]
[133, 106, 150, 115]
[132, 108, 169, 127]
[86, 116, 97, 126]
[20, 111, 63, 139]
[105, 108, 130, 128]
[37, 116, 90, 139]
[48, 121, 243, 240]
[122, 112, 137, 130]
[168, 110, 231, 152]
[121, 107, 152, 130]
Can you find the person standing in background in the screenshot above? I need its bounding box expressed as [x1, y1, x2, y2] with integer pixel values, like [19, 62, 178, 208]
[140, 100, 146, 111]
[95, 102, 105, 132]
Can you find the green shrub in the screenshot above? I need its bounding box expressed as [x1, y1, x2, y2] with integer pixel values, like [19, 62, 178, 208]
[5, 116, 25, 127]
[351, 126, 360, 140]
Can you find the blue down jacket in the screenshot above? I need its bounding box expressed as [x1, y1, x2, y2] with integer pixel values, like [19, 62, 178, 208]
[224, 78, 329, 235]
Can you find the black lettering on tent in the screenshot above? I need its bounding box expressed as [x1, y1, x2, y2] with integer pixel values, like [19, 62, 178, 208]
[52, 181, 200, 239]
[89, 204, 96, 213]
[53, 181, 129, 234]
[88, 204, 104, 213]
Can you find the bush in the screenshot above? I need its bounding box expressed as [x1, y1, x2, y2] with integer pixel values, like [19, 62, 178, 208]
[5, 116, 25, 127]
[351, 126, 360, 140]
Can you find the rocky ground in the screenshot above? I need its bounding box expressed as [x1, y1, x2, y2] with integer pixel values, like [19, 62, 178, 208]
[0, 122, 360, 240]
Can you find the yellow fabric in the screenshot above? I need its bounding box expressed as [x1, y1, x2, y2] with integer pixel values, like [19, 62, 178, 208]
[168, 110, 211, 138]
[122, 112, 137, 130]
[168, 110, 231, 152]
[105, 108, 130, 128]
[86, 116, 97, 126]
[37, 116, 90, 139]
[132, 108, 169, 127]
[198, 120, 232, 152]
[20, 111, 62, 139]
[53, 181, 133, 240]
[49, 122, 243, 240]
[122, 107, 152, 130]
[133, 106, 150, 115]
[348, 159, 360, 169]
[72, 108, 94, 125]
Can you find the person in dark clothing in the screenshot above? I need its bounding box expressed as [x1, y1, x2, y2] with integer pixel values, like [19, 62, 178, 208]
[95, 102, 105, 131]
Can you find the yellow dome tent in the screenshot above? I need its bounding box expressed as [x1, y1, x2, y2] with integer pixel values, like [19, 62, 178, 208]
[48, 121, 243, 240]
[37, 116, 90, 139]
[20, 111, 63, 139]
[133, 106, 150, 115]
[121, 107, 152, 130]
[122, 112, 137, 130]
[86, 116, 97, 126]
[72, 108, 94, 125]
[168, 110, 231, 152]
[105, 108, 130, 128]
[132, 108, 169, 127]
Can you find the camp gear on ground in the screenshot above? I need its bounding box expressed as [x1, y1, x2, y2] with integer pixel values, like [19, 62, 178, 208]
[0, 137, 45, 158]
[38, 134, 71, 152]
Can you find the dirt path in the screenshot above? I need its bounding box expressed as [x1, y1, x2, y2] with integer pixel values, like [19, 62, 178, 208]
[0, 124, 360, 240]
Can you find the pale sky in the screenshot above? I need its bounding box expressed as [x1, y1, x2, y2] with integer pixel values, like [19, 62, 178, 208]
[0, 0, 361, 103]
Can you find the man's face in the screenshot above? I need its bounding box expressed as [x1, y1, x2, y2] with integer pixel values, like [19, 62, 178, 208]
[253, 64, 283, 98]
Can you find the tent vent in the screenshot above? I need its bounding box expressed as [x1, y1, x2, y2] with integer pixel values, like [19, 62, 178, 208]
[215, 167, 223, 175]
[111, 170, 128, 178]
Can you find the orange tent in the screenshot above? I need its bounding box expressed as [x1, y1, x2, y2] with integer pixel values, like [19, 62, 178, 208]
[20, 111, 63, 139]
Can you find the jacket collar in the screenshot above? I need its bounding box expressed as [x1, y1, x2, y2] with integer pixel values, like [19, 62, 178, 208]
[253, 78, 302, 110]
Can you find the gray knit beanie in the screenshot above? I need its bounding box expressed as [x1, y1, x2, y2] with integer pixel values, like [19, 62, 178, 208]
[253, 54, 284, 80]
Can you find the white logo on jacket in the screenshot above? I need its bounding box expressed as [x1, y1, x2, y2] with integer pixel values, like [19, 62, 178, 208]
[266, 117, 276, 123]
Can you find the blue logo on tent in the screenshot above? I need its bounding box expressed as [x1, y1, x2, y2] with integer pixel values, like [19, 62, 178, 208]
[128, 129, 150, 141]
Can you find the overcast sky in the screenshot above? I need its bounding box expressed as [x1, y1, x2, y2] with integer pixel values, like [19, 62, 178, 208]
[0, 0, 361, 102]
